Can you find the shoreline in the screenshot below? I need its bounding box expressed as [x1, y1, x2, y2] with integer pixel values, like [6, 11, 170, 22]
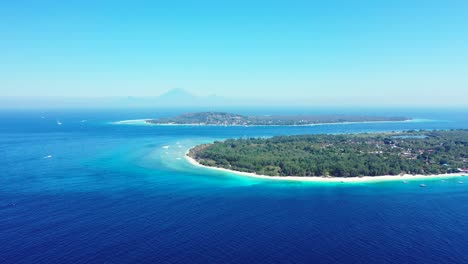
[114, 118, 418, 127]
[111, 119, 152, 125]
[185, 151, 466, 183]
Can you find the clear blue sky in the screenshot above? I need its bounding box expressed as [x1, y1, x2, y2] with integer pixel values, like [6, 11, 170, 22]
[1, 0, 467, 105]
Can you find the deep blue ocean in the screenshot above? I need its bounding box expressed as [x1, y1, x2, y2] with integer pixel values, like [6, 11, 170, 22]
[1, 107, 468, 264]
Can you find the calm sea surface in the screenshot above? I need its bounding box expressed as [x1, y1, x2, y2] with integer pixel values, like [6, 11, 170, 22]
[1, 108, 468, 264]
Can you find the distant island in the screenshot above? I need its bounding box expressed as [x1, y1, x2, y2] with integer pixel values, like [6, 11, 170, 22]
[146, 112, 411, 126]
[187, 130, 468, 178]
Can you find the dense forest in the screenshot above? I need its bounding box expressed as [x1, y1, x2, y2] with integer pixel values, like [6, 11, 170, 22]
[147, 112, 410, 126]
[188, 130, 468, 177]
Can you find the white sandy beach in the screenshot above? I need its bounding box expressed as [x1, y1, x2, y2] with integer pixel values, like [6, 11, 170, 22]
[111, 119, 152, 125]
[185, 151, 466, 183]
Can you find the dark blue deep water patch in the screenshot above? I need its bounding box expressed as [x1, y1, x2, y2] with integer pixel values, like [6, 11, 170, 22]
[1, 108, 468, 264]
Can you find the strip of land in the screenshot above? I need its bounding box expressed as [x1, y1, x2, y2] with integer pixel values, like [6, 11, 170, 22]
[185, 153, 466, 182]
[187, 130, 468, 181]
[146, 112, 411, 126]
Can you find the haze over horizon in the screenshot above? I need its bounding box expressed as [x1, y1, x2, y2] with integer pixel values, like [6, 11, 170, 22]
[1, 1, 468, 107]
[2, 88, 468, 109]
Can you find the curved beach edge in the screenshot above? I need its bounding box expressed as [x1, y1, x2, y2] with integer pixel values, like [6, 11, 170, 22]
[185, 150, 466, 183]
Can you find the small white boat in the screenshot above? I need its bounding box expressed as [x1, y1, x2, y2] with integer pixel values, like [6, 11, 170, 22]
[458, 181, 464, 184]
[43, 155, 53, 159]
[56, 120, 62, 125]
[420, 184, 427, 187]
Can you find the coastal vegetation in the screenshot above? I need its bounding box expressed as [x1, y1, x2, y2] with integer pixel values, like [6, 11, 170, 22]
[188, 130, 468, 177]
[147, 112, 410, 126]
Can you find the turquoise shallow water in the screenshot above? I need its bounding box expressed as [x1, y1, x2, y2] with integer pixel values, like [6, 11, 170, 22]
[1, 108, 468, 263]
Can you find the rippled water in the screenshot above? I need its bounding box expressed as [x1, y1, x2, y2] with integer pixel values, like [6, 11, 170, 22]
[1, 108, 468, 263]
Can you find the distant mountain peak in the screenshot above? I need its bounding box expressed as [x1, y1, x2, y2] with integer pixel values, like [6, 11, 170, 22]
[159, 88, 195, 100]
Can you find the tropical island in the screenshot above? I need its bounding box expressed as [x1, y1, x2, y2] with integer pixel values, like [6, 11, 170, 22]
[187, 130, 468, 178]
[146, 112, 410, 126]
